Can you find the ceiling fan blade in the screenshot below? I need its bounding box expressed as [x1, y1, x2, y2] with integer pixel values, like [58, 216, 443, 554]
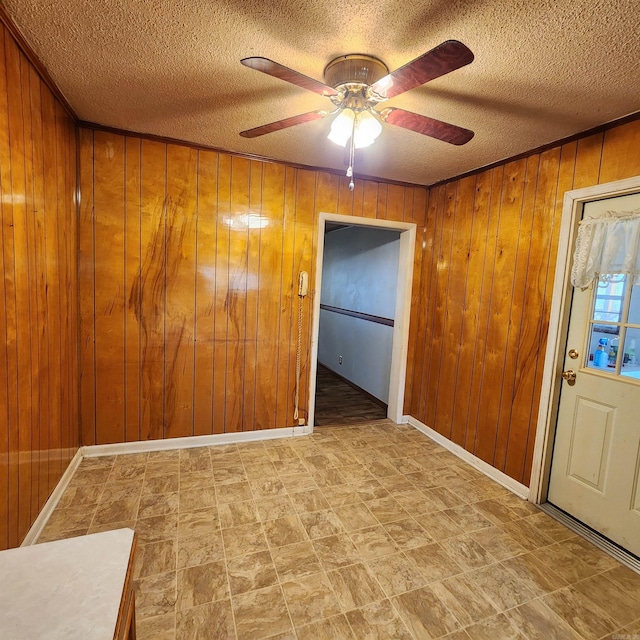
[370, 40, 473, 99]
[241, 57, 338, 97]
[381, 107, 474, 145]
[240, 110, 328, 138]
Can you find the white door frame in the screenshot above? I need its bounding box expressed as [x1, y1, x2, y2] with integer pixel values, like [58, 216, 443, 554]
[307, 212, 417, 430]
[529, 175, 640, 503]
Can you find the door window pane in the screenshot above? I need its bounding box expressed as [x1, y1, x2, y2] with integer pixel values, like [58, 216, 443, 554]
[621, 327, 640, 380]
[628, 283, 640, 326]
[585, 274, 640, 380]
[592, 276, 625, 323]
[587, 325, 620, 370]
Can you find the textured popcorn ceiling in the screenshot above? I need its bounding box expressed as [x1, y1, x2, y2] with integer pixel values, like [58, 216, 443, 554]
[5, 0, 640, 185]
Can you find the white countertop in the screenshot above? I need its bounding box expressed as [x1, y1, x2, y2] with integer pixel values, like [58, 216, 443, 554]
[0, 529, 135, 640]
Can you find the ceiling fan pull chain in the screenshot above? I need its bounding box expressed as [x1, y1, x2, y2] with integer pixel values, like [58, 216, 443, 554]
[347, 118, 356, 190]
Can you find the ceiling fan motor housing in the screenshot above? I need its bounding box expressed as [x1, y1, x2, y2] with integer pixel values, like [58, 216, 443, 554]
[323, 54, 389, 89]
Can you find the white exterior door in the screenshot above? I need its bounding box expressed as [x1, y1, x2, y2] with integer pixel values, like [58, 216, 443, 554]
[548, 193, 640, 557]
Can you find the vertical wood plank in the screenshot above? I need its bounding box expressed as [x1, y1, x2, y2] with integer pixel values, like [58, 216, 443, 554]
[426, 184, 454, 432]
[193, 150, 218, 436]
[523, 142, 576, 483]
[66, 113, 78, 470]
[376, 182, 388, 220]
[276, 167, 297, 428]
[417, 185, 443, 420]
[139, 140, 166, 441]
[293, 169, 317, 424]
[30, 74, 52, 504]
[402, 188, 418, 413]
[93, 131, 125, 445]
[438, 176, 474, 443]
[255, 162, 285, 430]
[474, 159, 526, 465]
[351, 177, 364, 217]
[493, 157, 538, 471]
[336, 176, 353, 216]
[465, 167, 503, 455]
[226, 156, 250, 432]
[0, 26, 20, 547]
[0, 39, 8, 546]
[78, 128, 95, 446]
[504, 149, 560, 482]
[124, 137, 141, 442]
[20, 51, 40, 529]
[213, 154, 230, 434]
[243, 160, 262, 431]
[406, 188, 428, 415]
[362, 181, 378, 219]
[27, 67, 49, 513]
[573, 133, 603, 188]
[451, 172, 490, 446]
[386, 184, 404, 222]
[164, 144, 197, 438]
[54, 104, 71, 472]
[6, 43, 34, 540]
[598, 120, 640, 183]
[40, 84, 62, 495]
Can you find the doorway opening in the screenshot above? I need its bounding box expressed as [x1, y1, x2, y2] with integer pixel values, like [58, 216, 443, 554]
[307, 213, 416, 430]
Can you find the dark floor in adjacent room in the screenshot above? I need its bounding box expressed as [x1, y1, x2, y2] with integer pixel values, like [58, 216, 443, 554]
[314, 364, 387, 426]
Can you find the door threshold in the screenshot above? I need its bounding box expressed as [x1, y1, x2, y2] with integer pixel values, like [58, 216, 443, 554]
[540, 503, 640, 575]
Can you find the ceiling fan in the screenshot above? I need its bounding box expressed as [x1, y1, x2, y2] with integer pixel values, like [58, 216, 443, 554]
[240, 40, 475, 188]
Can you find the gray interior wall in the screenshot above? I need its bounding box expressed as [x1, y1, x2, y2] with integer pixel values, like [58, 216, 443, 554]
[317, 226, 400, 403]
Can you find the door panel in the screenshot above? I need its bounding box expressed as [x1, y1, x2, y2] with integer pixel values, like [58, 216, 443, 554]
[567, 397, 614, 491]
[548, 192, 640, 557]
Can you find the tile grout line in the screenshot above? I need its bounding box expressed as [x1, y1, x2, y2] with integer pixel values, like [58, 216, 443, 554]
[207, 443, 242, 640]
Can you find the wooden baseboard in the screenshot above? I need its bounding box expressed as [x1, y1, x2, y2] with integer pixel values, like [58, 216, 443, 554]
[404, 415, 530, 499]
[21, 448, 84, 546]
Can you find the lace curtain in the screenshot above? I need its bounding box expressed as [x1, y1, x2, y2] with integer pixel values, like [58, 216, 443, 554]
[571, 210, 640, 288]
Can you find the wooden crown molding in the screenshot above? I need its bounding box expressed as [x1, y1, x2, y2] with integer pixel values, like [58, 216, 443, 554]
[78, 120, 430, 190]
[0, 3, 78, 121]
[428, 110, 640, 189]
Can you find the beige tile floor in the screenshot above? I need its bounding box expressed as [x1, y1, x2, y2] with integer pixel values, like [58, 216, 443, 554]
[38, 420, 640, 640]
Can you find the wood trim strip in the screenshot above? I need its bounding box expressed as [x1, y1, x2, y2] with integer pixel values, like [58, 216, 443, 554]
[0, 5, 78, 121]
[319, 303, 394, 327]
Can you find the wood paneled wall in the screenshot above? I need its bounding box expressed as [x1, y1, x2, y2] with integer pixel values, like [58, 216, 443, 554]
[78, 129, 427, 445]
[0, 24, 79, 549]
[80, 119, 640, 487]
[406, 119, 640, 486]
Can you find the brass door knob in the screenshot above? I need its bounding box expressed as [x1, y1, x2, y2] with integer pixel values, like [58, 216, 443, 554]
[568, 349, 579, 359]
[561, 370, 577, 384]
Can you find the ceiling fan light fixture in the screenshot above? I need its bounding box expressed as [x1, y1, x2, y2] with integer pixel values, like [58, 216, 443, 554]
[328, 108, 354, 146]
[353, 110, 382, 149]
[328, 108, 382, 149]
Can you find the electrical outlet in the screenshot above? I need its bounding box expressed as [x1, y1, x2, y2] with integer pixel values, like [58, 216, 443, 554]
[339, 355, 343, 364]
